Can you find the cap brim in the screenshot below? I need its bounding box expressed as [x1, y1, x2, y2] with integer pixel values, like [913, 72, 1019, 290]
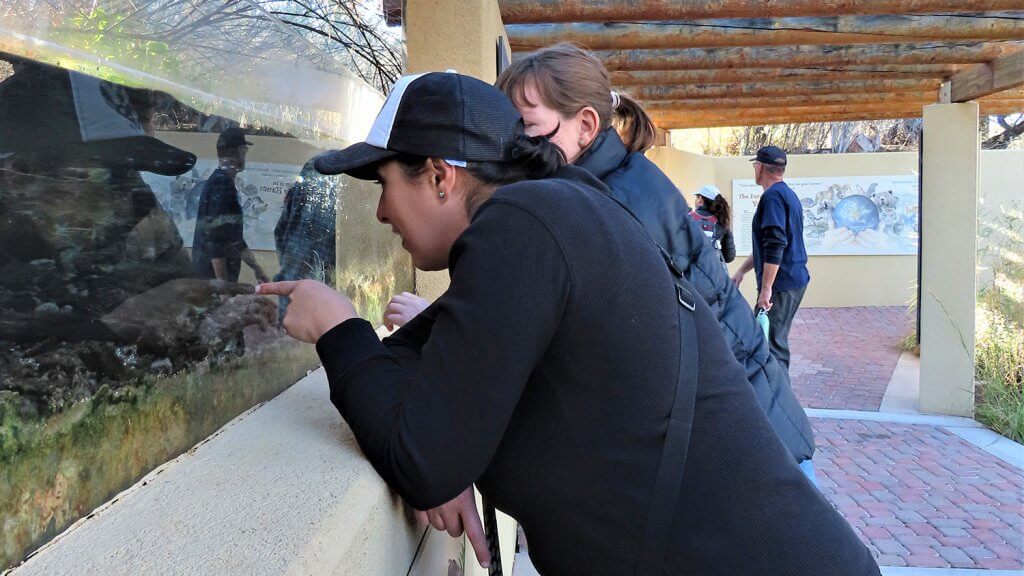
[19, 136, 197, 176]
[313, 142, 397, 180]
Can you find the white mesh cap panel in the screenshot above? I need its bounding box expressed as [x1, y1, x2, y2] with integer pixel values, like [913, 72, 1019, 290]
[365, 73, 427, 148]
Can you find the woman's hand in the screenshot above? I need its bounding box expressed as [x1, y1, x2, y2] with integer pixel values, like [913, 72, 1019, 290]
[415, 487, 491, 569]
[383, 292, 430, 331]
[257, 280, 357, 343]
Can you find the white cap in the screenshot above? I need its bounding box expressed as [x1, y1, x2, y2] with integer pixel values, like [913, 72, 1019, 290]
[695, 185, 722, 201]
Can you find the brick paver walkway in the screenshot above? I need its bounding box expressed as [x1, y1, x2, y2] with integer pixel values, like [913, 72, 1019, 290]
[789, 307, 913, 412]
[814, 417, 1024, 570]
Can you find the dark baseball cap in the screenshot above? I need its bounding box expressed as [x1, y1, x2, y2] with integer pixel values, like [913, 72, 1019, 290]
[217, 127, 253, 149]
[313, 71, 521, 180]
[751, 145, 787, 167]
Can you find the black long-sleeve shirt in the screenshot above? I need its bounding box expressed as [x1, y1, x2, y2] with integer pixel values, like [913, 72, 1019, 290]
[761, 225, 787, 265]
[316, 166, 878, 575]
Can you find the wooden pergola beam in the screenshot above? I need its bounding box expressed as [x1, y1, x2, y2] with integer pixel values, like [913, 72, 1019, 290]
[507, 15, 1024, 51]
[654, 110, 921, 128]
[649, 100, 1024, 128]
[980, 86, 1024, 100]
[611, 65, 964, 86]
[642, 91, 938, 111]
[632, 78, 942, 100]
[499, 0, 1024, 24]
[588, 42, 1023, 71]
[653, 102, 928, 120]
[950, 49, 1024, 101]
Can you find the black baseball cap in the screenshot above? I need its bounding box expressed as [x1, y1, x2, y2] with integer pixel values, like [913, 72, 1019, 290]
[217, 127, 253, 149]
[313, 71, 521, 180]
[750, 145, 787, 167]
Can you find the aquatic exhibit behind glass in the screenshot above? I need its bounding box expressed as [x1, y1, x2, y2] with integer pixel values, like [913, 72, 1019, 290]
[0, 1, 412, 567]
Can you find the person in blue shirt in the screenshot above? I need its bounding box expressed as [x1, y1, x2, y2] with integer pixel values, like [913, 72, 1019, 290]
[732, 146, 811, 372]
[192, 128, 269, 284]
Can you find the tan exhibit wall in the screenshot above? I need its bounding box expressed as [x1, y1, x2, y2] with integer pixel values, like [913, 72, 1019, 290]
[405, 0, 510, 303]
[648, 146, 1024, 309]
[978, 149, 1024, 288]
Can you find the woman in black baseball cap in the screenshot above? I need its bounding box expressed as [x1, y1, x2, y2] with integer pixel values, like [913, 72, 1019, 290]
[259, 72, 879, 576]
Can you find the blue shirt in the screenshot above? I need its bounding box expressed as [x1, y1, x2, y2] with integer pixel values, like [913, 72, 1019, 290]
[752, 181, 810, 292]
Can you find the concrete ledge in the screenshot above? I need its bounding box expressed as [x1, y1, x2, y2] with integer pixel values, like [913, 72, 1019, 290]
[806, 408, 983, 428]
[10, 369, 425, 575]
[944, 425, 1024, 471]
[881, 568, 1024, 576]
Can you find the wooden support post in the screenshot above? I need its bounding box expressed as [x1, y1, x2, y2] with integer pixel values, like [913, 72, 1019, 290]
[939, 81, 952, 103]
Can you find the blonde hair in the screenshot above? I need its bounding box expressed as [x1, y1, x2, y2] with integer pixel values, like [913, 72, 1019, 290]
[496, 43, 657, 153]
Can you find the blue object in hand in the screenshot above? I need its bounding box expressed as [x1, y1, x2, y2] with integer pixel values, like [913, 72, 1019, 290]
[756, 308, 770, 341]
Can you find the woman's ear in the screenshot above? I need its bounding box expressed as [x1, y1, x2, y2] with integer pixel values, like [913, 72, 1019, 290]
[577, 106, 602, 148]
[426, 158, 457, 200]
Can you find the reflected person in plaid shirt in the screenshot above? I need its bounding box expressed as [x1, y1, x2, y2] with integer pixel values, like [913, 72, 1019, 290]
[273, 161, 337, 323]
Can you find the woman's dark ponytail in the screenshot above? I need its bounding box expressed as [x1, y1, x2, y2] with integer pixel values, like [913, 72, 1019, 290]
[707, 195, 733, 230]
[508, 123, 565, 179]
[465, 121, 564, 185]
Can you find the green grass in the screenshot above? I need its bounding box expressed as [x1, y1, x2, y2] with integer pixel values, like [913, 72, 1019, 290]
[0, 341, 317, 570]
[976, 377, 1024, 443]
[974, 205, 1024, 442]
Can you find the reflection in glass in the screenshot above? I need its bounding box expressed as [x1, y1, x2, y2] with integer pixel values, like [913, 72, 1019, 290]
[0, 3, 411, 563]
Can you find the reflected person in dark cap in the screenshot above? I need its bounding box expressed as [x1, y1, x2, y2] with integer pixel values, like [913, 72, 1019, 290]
[191, 127, 269, 284]
[0, 61, 273, 362]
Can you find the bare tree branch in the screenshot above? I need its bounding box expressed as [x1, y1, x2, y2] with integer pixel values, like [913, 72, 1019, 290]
[984, 115, 1024, 149]
[265, 0, 403, 93]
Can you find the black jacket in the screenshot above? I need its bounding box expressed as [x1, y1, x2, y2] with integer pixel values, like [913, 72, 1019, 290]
[577, 129, 815, 462]
[317, 166, 879, 575]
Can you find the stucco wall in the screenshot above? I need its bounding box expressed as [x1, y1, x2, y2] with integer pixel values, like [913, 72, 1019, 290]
[978, 149, 1024, 288]
[405, 0, 510, 303]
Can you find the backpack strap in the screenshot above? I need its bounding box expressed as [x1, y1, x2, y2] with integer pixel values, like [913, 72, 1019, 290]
[634, 257, 699, 575]
[598, 194, 701, 575]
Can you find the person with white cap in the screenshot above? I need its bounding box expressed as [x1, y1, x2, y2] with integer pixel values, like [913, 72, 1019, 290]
[690, 184, 735, 266]
[257, 71, 879, 576]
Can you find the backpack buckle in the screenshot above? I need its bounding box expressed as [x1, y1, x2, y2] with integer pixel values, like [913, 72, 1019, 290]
[676, 282, 696, 311]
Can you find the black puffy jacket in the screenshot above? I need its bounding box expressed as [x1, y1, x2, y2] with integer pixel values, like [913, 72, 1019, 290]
[577, 129, 815, 462]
